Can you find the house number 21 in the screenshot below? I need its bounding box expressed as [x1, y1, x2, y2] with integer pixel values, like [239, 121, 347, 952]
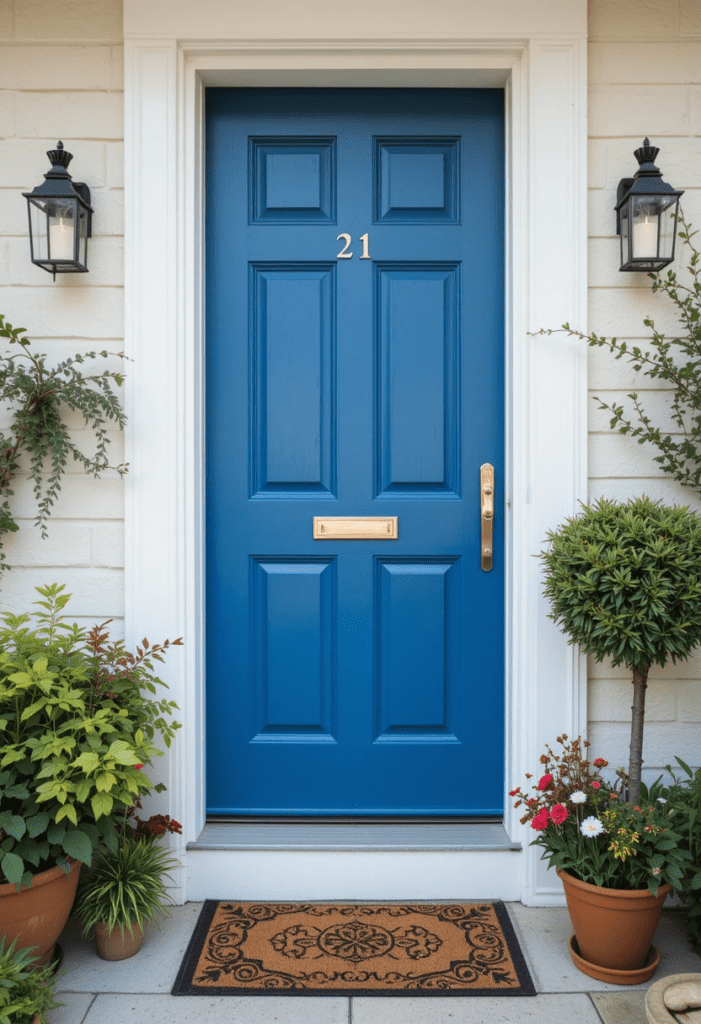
[336, 233, 371, 260]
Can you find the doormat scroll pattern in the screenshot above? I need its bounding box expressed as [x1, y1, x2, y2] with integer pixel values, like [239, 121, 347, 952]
[172, 901, 536, 996]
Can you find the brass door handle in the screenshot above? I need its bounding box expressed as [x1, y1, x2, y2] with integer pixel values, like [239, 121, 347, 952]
[480, 464, 494, 572]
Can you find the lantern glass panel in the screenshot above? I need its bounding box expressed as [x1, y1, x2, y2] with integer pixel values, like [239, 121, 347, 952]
[47, 200, 77, 263]
[77, 205, 89, 268]
[28, 198, 50, 263]
[630, 196, 660, 260]
[619, 200, 631, 268]
[658, 196, 679, 262]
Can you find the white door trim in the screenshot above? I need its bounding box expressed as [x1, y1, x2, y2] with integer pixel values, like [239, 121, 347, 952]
[124, 2, 588, 905]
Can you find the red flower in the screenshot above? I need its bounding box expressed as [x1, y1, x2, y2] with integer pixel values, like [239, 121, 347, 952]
[135, 763, 143, 770]
[591, 781, 600, 789]
[509, 789, 519, 797]
[593, 758, 608, 768]
[531, 809, 550, 831]
[550, 804, 568, 825]
[537, 773, 553, 791]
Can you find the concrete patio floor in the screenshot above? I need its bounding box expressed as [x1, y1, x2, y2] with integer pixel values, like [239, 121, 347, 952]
[49, 902, 701, 1024]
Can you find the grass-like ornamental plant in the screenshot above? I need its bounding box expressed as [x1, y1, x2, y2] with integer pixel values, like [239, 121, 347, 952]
[74, 830, 178, 940]
[0, 938, 60, 1024]
[541, 496, 701, 804]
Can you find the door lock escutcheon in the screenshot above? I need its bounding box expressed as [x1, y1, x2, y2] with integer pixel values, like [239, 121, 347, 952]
[480, 463, 495, 572]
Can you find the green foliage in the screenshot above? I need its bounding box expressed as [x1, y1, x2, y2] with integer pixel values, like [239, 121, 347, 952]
[643, 758, 701, 954]
[0, 313, 126, 573]
[511, 737, 691, 894]
[74, 831, 178, 939]
[541, 496, 701, 674]
[538, 211, 701, 495]
[0, 938, 60, 1024]
[0, 583, 181, 889]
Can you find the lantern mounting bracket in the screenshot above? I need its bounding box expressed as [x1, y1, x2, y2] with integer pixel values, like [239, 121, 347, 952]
[615, 178, 634, 235]
[71, 182, 93, 237]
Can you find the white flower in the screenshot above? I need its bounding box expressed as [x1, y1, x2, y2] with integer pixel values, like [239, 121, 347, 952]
[569, 791, 587, 804]
[580, 816, 604, 838]
[657, 798, 667, 804]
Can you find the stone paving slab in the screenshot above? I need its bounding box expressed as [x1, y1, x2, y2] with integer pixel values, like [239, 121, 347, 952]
[507, 904, 701, 993]
[79, 993, 349, 1024]
[55, 903, 202, 994]
[49, 993, 95, 1024]
[591, 991, 648, 1024]
[352, 992, 602, 1023]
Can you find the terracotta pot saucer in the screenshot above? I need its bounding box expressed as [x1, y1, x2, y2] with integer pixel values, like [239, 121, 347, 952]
[569, 935, 660, 985]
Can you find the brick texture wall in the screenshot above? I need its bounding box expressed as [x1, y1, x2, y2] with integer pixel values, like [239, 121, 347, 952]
[587, 0, 701, 776]
[0, 0, 124, 625]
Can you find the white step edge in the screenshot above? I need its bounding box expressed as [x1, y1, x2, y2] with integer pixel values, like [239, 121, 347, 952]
[187, 830, 522, 902]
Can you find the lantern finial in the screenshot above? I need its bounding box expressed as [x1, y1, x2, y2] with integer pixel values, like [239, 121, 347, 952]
[634, 137, 660, 169]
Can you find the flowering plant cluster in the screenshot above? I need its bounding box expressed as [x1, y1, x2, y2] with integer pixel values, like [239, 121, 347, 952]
[510, 736, 691, 894]
[117, 796, 182, 844]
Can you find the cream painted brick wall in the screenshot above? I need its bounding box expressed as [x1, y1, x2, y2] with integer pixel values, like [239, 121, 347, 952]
[587, 0, 701, 775]
[0, 0, 123, 617]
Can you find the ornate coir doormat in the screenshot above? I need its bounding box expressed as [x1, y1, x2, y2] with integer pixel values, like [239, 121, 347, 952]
[172, 902, 536, 996]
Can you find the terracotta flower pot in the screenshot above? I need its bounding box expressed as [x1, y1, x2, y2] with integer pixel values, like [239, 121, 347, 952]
[0, 859, 81, 967]
[93, 921, 145, 961]
[558, 868, 670, 977]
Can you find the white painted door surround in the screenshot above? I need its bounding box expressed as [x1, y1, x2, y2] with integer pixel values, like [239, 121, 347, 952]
[123, 0, 588, 905]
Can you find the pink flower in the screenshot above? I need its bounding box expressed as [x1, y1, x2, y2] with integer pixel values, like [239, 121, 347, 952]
[509, 789, 519, 797]
[652, 867, 661, 876]
[550, 804, 568, 825]
[537, 774, 553, 791]
[591, 781, 600, 789]
[593, 758, 608, 768]
[531, 809, 550, 831]
[135, 763, 143, 770]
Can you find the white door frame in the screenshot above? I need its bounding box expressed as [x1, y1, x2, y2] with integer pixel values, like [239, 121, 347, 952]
[124, 0, 588, 905]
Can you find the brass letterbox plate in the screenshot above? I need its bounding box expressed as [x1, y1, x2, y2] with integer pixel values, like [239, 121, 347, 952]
[313, 516, 398, 540]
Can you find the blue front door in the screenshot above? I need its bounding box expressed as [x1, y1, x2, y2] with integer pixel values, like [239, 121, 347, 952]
[205, 89, 504, 816]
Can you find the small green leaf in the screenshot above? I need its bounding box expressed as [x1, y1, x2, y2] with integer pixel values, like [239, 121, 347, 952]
[1, 852, 24, 886]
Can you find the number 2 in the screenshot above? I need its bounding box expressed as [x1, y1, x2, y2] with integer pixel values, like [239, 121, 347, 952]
[336, 233, 353, 259]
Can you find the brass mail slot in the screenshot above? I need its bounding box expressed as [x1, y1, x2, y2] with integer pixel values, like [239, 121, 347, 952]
[313, 516, 398, 540]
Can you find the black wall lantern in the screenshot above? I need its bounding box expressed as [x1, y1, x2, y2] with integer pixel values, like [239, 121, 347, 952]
[22, 141, 93, 279]
[615, 138, 683, 273]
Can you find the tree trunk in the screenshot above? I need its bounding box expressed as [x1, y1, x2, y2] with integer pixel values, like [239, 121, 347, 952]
[628, 664, 649, 805]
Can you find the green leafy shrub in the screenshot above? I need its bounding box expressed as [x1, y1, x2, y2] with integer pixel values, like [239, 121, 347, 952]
[0, 584, 181, 889]
[0, 313, 126, 574]
[0, 938, 60, 1024]
[643, 758, 701, 953]
[541, 496, 701, 804]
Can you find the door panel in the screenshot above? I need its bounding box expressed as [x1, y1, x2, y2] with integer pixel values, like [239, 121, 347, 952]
[206, 89, 504, 816]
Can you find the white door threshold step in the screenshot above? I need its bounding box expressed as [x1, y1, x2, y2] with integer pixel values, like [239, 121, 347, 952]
[186, 823, 522, 901]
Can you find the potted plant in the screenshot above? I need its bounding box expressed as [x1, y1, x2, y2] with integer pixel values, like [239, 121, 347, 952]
[0, 937, 60, 1024]
[0, 584, 181, 965]
[74, 801, 181, 961]
[511, 736, 691, 984]
[541, 496, 701, 805]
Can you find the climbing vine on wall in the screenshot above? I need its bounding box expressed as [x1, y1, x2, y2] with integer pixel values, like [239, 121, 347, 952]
[0, 315, 126, 574]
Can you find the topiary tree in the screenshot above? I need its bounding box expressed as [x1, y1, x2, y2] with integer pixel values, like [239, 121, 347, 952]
[541, 496, 701, 804]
